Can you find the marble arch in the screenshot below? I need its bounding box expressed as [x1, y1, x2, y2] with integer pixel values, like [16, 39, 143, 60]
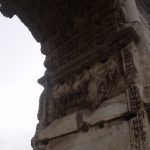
[1, 0, 150, 150]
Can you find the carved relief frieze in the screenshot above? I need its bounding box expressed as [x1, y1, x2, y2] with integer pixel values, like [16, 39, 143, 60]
[121, 45, 147, 149]
[46, 54, 126, 124]
[121, 47, 137, 85]
[128, 85, 141, 112]
[130, 111, 146, 150]
[121, 46, 142, 113]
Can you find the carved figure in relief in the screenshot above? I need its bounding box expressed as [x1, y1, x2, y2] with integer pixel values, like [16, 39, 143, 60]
[73, 69, 91, 91]
[88, 58, 123, 108]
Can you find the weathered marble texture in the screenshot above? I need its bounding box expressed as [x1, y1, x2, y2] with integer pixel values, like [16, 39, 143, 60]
[0, 0, 150, 150]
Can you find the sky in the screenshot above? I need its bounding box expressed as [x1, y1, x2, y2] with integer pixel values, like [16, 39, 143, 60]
[0, 13, 45, 149]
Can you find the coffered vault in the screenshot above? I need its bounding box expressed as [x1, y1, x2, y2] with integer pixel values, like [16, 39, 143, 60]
[1, 0, 150, 150]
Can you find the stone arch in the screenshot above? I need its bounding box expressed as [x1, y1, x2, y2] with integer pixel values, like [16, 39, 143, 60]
[1, 1, 150, 150]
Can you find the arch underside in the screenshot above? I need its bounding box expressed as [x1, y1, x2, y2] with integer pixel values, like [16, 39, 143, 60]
[1, 0, 150, 150]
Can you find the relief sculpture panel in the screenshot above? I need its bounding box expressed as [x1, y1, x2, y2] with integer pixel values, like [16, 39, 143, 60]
[1, 0, 150, 150]
[46, 53, 126, 124]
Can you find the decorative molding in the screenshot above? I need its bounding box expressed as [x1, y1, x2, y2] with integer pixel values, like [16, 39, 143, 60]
[129, 111, 146, 150]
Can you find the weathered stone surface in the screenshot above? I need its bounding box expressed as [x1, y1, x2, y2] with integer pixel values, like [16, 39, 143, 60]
[46, 121, 131, 150]
[38, 93, 128, 141]
[1, 0, 150, 150]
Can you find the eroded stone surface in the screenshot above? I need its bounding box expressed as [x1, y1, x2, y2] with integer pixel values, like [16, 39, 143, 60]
[46, 121, 131, 150]
[1, 0, 150, 150]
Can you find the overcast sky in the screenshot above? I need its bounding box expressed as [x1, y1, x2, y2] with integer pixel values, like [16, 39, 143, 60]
[0, 13, 45, 149]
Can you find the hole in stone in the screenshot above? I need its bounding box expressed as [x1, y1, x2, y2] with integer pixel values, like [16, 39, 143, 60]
[98, 123, 104, 129]
[41, 139, 49, 145]
[123, 112, 137, 121]
[79, 121, 89, 132]
[100, 57, 108, 63]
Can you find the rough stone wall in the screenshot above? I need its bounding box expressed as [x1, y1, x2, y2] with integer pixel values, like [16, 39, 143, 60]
[1, 0, 150, 150]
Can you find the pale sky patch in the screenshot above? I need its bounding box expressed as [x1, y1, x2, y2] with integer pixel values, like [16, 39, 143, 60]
[0, 13, 45, 150]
